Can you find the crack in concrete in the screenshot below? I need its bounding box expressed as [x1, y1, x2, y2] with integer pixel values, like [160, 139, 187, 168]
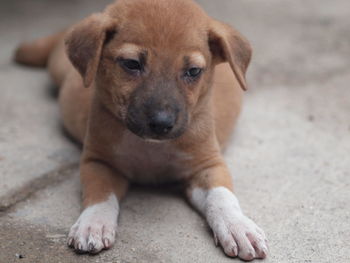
[0, 163, 78, 213]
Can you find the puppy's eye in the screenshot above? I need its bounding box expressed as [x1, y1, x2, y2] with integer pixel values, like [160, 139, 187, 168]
[185, 67, 202, 78]
[119, 59, 142, 72]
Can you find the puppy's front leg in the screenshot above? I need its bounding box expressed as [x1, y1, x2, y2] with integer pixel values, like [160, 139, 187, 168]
[187, 159, 268, 261]
[68, 159, 128, 253]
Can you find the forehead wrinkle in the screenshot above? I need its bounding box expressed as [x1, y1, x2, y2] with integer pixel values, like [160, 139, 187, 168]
[185, 52, 206, 68]
[117, 43, 142, 58]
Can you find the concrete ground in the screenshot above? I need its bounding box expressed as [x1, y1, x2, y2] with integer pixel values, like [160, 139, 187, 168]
[1, 0, 349, 262]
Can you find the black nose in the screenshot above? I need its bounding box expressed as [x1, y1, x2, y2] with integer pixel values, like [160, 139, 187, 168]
[149, 111, 175, 135]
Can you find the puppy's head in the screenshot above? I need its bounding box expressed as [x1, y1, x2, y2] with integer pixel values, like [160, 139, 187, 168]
[66, 0, 252, 141]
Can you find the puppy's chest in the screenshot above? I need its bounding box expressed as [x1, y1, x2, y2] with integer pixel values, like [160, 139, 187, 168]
[112, 133, 191, 184]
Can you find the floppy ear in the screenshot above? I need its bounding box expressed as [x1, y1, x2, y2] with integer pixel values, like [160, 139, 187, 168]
[65, 13, 116, 88]
[208, 20, 252, 91]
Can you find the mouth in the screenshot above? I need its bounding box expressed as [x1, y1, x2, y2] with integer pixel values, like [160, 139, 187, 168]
[126, 116, 187, 141]
[143, 138, 166, 143]
[126, 124, 185, 141]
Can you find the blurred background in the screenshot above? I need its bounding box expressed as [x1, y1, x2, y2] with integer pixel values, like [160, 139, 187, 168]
[0, 0, 349, 262]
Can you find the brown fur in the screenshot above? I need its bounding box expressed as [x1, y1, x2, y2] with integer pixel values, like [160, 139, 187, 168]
[14, 0, 252, 255]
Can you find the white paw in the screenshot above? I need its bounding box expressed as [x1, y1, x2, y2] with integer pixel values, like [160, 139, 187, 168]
[191, 187, 268, 261]
[210, 212, 268, 260]
[206, 187, 268, 260]
[67, 194, 119, 254]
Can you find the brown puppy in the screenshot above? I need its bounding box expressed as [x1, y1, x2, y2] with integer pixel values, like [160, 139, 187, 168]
[15, 0, 268, 260]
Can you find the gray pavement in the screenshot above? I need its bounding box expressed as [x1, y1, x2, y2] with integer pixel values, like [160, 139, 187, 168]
[1, 0, 350, 262]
